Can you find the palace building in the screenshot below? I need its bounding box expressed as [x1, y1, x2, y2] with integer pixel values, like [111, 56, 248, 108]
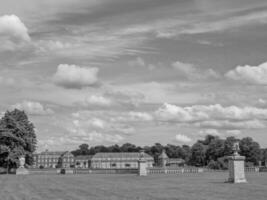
[33, 150, 75, 168]
[32, 151, 155, 169]
[91, 152, 154, 169]
[75, 155, 93, 168]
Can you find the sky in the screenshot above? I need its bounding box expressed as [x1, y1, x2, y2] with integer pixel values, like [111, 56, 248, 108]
[1, 0, 267, 151]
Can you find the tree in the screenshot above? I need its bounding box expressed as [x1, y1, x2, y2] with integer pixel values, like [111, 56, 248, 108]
[0, 109, 37, 169]
[239, 137, 261, 165]
[71, 144, 91, 156]
[189, 142, 207, 166]
[206, 138, 225, 162]
[120, 143, 138, 152]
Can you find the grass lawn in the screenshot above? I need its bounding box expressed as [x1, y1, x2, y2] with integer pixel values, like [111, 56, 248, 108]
[0, 172, 267, 200]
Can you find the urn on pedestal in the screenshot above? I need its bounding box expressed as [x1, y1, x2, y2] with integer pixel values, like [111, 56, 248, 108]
[16, 155, 29, 175]
[228, 142, 247, 183]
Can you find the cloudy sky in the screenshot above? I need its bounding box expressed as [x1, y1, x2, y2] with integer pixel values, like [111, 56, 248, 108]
[1, 0, 267, 151]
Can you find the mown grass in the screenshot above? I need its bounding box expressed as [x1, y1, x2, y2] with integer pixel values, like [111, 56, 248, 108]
[0, 172, 267, 200]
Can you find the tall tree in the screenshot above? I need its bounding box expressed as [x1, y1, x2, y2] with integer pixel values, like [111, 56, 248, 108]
[206, 138, 225, 162]
[0, 109, 37, 168]
[189, 142, 207, 166]
[239, 137, 261, 165]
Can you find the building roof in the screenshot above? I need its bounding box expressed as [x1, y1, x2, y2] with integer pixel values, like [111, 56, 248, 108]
[92, 152, 153, 160]
[75, 155, 93, 160]
[35, 150, 73, 157]
[38, 151, 66, 155]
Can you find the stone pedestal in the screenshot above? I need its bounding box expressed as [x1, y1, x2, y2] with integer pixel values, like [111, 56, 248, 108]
[16, 155, 29, 175]
[138, 160, 147, 176]
[138, 150, 147, 176]
[228, 155, 247, 183]
[16, 167, 29, 175]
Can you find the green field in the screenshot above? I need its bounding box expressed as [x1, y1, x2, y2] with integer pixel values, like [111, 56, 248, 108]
[1, 173, 267, 200]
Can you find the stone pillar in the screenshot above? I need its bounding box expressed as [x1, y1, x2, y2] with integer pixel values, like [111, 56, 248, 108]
[138, 150, 147, 176]
[228, 142, 247, 183]
[16, 156, 29, 175]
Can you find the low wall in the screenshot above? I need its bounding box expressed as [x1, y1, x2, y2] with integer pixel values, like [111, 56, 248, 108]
[147, 167, 203, 174]
[27, 168, 60, 175]
[74, 168, 138, 174]
[22, 166, 264, 175]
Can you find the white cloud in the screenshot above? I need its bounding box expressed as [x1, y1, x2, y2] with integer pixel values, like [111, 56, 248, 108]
[53, 64, 99, 89]
[128, 112, 154, 121]
[258, 98, 267, 105]
[0, 15, 30, 51]
[81, 95, 112, 107]
[128, 57, 156, 71]
[172, 61, 220, 80]
[175, 134, 192, 143]
[156, 103, 267, 122]
[0, 15, 30, 42]
[155, 103, 267, 130]
[12, 101, 54, 115]
[225, 62, 267, 84]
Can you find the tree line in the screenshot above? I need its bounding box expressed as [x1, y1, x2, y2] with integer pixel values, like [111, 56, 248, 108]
[72, 135, 267, 169]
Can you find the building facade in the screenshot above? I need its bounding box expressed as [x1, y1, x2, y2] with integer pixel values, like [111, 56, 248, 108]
[75, 155, 93, 168]
[91, 152, 154, 169]
[33, 150, 75, 168]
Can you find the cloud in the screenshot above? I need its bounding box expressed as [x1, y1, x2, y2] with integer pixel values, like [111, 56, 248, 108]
[53, 64, 99, 89]
[76, 89, 144, 109]
[128, 57, 156, 70]
[12, 101, 54, 115]
[128, 57, 146, 67]
[81, 95, 112, 107]
[0, 15, 30, 51]
[0, 15, 30, 42]
[71, 110, 137, 135]
[155, 103, 267, 130]
[156, 103, 267, 122]
[172, 61, 220, 80]
[111, 111, 153, 123]
[225, 62, 267, 85]
[175, 134, 192, 143]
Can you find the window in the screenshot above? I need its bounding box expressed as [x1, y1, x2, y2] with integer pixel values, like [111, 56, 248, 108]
[125, 163, 131, 167]
[111, 163, 117, 167]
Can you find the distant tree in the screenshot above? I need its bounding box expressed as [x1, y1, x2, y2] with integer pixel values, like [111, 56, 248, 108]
[108, 144, 121, 152]
[239, 137, 261, 165]
[181, 145, 191, 164]
[206, 138, 225, 162]
[71, 143, 90, 156]
[120, 143, 138, 152]
[199, 135, 218, 146]
[189, 142, 207, 166]
[261, 148, 267, 166]
[0, 109, 37, 169]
